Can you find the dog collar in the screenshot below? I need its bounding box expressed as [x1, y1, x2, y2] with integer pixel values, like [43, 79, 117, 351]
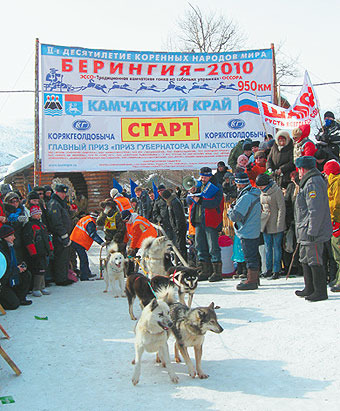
[171, 270, 181, 288]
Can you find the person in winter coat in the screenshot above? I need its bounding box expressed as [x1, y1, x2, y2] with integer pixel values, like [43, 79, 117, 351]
[161, 189, 187, 262]
[187, 167, 224, 282]
[152, 184, 174, 241]
[314, 148, 338, 172]
[3, 191, 29, 264]
[120, 210, 157, 257]
[315, 111, 340, 158]
[222, 172, 237, 201]
[266, 130, 295, 188]
[0, 192, 7, 228]
[0, 225, 32, 309]
[47, 184, 73, 286]
[22, 206, 53, 296]
[227, 172, 261, 290]
[292, 124, 317, 161]
[97, 198, 126, 251]
[256, 174, 286, 280]
[235, 154, 249, 172]
[70, 211, 104, 281]
[246, 151, 267, 187]
[110, 189, 133, 213]
[228, 139, 252, 172]
[294, 156, 333, 302]
[323, 160, 340, 292]
[135, 186, 153, 220]
[215, 161, 228, 185]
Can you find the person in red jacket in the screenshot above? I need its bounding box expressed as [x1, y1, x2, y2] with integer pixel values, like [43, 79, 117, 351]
[121, 210, 157, 257]
[246, 151, 267, 187]
[292, 124, 317, 160]
[70, 211, 104, 281]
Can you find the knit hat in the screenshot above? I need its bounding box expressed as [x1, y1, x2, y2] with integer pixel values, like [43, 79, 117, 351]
[251, 141, 260, 148]
[4, 192, 19, 203]
[121, 210, 131, 221]
[237, 154, 249, 165]
[157, 184, 166, 190]
[55, 184, 68, 193]
[0, 224, 15, 239]
[199, 167, 212, 177]
[30, 205, 42, 216]
[234, 172, 250, 185]
[255, 173, 272, 186]
[323, 160, 340, 176]
[275, 130, 290, 141]
[217, 161, 226, 167]
[223, 171, 234, 179]
[292, 124, 310, 142]
[161, 189, 171, 199]
[324, 111, 335, 119]
[314, 149, 328, 160]
[110, 188, 119, 198]
[295, 156, 316, 169]
[27, 191, 40, 200]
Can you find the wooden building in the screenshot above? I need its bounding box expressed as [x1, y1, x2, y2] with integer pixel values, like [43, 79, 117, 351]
[3, 154, 121, 212]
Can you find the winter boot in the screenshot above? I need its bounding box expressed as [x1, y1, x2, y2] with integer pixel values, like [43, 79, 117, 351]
[209, 262, 223, 282]
[237, 269, 259, 290]
[305, 265, 328, 302]
[41, 277, 50, 295]
[269, 272, 280, 280]
[295, 264, 314, 297]
[197, 261, 212, 281]
[32, 275, 44, 297]
[262, 270, 273, 278]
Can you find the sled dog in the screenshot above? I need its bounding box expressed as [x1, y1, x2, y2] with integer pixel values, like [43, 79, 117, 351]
[167, 266, 199, 307]
[103, 243, 125, 297]
[158, 287, 223, 379]
[132, 297, 179, 385]
[140, 236, 172, 277]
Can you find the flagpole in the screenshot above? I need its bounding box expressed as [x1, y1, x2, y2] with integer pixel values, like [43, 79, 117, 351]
[254, 91, 268, 137]
[271, 43, 278, 105]
[34, 38, 40, 187]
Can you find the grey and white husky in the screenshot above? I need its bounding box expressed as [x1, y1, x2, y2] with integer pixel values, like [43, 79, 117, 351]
[158, 287, 223, 379]
[132, 296, 179, 386]
[140, 236, 172, 277]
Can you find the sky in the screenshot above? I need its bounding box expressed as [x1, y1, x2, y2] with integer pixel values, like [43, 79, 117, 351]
[0, 0, 339, 127]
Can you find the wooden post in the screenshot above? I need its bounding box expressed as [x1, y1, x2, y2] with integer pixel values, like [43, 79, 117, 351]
[0, 304, 5, 315]
[271, 43, 278, 105]
[34, 38, 40, 187]
[0, 345, 22, 376]
[0, 323, 10, 339]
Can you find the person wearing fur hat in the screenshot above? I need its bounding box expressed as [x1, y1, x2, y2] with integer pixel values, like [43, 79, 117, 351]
[292, 124, 317, 161]
[256, 174, 286, 280]
[266, 130, 295, 188]
[134, 186, 153, 220]
[235, 154, 249, 172]
[294, 156, 332, 302]
[22, 206, 53, 296]
[314, 148, 337, 172]
[97, 199, 126, 251]
[0, 224, 32, 309]
[323, 160, 340, 292]
[110, 188, 133, 213]
[227, 172, 261, 290]
[315, 111, 340, 158]
[161, 189, 187, 262]
[215, 161, 228, 185]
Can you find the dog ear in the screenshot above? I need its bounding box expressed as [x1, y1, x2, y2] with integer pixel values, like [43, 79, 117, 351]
[208, 302, 215, 310]
[150, 298, 158, 311]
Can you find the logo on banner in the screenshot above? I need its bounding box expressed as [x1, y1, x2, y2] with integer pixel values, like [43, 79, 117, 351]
[72, 120, 91, 131]
[43, 93, 63, 116]
[228, 119, 245, 129]
[65, 95, 83, 116]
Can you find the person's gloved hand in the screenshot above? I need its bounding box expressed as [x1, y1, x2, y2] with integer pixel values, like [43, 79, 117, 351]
[60, 234, 71, 247]
[18, 215, 29, 224]
[127, 247, 137, 257]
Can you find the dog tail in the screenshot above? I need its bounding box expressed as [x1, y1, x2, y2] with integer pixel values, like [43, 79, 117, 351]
[139, 236, 155, 256]
[107, 241, 119, 253]
[156, 285, 177, 305]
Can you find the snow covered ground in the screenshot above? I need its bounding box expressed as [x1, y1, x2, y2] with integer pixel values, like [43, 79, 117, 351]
[1, 242, 340, 411]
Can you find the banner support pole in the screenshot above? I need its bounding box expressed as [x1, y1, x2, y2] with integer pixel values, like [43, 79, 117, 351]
[34, 38, 40, 187]
[271, 43, 278, 106]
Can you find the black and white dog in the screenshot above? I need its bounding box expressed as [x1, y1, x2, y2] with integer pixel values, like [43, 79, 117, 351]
[167, 266, 199, 307]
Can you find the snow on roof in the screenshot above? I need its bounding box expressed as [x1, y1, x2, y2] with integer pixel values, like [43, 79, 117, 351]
[6, 151, 34, 176]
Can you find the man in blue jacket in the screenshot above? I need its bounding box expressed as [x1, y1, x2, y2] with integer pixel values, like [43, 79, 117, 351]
[228, 172, 261, 290]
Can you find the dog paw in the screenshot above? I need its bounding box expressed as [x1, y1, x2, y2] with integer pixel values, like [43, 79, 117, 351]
[171, 375, 179, 384]
[131, 359, 135, 365]
[131, 316, 137, 321]
[198, 372, 209, 379]
[132, 377, 139, 386]
[189, 370, 196, 378]
[175, 356, 181, 363]
[114, 295, 119, 298]
[103, 290, 108, 293]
